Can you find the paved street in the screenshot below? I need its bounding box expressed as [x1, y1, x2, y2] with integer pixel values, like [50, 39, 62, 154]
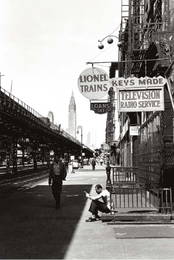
[1, 165, 174, 259]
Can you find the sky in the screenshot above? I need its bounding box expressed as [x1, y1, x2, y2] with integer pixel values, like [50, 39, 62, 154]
[0, 0, 121, 148]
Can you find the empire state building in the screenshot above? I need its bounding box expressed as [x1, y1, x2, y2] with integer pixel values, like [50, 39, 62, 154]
[68, 92, 76, 138]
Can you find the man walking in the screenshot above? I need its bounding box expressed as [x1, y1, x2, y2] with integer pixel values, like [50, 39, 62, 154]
[49, 155, 67, 209]
[91, 158, 96, 170]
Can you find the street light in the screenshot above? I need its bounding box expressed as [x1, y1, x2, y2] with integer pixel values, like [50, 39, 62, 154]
[77, 125, 83, 167]
[77, 125, 83, 144]
[98, 34, 119, 49]
[0, 72, 5, 87]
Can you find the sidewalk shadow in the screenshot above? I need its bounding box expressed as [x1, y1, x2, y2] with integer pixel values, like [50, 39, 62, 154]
[0, 184, 92, 259]
[79, 168, 105, 172]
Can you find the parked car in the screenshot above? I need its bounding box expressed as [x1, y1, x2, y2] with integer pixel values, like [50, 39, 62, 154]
[72, 159, 79, 169]
[83, 158, 89, 165]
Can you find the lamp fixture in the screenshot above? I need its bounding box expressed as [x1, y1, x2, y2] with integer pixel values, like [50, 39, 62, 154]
[98, 34, 119, 49]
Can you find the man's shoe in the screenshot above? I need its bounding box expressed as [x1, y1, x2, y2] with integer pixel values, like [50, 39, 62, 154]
[95, 215, 101, 220]
[85, 217, 97, 222]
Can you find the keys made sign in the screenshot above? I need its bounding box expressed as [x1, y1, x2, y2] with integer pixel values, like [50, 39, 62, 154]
[115, 76, 166, 112]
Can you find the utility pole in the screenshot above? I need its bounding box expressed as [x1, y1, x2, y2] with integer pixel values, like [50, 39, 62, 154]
[10, 80, 13, 93]
[77, 125, 83, 167]
[0, 72, 5, 87]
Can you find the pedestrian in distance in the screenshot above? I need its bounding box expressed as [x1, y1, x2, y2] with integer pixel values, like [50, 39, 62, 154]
[84, 184, 111, 222]
[91, 158, 96, 170]
[100, 158, 104, 166]
[48, 155, 67, 209]
[106, 161, 111, 184]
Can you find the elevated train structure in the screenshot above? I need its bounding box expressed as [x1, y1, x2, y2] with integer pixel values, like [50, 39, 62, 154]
[0, 86, 93, 175]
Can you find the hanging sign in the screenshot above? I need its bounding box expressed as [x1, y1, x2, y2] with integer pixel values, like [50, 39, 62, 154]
[90, 102, 111, 114]
[118, 87, 164, 112]
[78, 67, 110, 100]
[114, 76, 166, 112]
[110, 76, 167, 88]
[130, 126, 140, 136]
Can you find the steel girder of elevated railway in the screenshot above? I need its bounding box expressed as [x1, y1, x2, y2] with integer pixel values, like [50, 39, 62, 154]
[0, 88, 93, 174]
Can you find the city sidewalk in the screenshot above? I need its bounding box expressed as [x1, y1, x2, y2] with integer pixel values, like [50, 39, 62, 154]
[65, 165, 174, 260]
[0, 165, 174, 259]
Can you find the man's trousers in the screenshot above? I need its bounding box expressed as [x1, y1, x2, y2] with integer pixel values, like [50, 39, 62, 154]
[89, 200, 111, 216]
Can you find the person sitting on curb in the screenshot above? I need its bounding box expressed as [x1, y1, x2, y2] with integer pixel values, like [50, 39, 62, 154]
[84, 184, 111, 222]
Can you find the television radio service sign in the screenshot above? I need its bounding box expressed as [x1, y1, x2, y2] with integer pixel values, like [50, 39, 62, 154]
[112, 76, 166, 112]
[78, 67, 110, 100]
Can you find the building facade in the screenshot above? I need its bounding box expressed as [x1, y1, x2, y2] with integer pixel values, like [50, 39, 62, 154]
[117, 0, 174, 189]
[105, 63, 118, 146]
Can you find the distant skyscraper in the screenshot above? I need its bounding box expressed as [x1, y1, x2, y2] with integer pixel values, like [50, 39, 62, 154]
[68, 92, 76, 138]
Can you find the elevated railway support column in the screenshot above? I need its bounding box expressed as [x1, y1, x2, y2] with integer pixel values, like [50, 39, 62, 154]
[11, 140, 17, 174]
[21, 146, 25, 167]
[6, 139, 18, 175]
[33, 151, 37, 170]
[46, 147, 51, 167]
[31, 142, 38, 170]
[39, 144, 50, 166]
[6, 151, 10, 174]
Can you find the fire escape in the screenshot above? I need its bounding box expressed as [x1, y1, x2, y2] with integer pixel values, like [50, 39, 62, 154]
[120, 0, 173, 77]
[118, 0, 145, 157]
[119, 0, 145, 77]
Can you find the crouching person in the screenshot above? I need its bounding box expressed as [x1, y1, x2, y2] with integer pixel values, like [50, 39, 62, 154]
[85, 184, 111, 222]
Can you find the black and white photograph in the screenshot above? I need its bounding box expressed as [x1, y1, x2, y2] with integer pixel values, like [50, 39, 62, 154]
[0, 0, 174, 259]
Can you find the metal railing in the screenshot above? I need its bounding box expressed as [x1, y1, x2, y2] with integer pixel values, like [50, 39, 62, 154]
[0, 86, 43, 118]
[109, 166, 173, 214]
[159, 188, 173, 214]
[111, 187, 159, 210]
[111, 166, 137, 186]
